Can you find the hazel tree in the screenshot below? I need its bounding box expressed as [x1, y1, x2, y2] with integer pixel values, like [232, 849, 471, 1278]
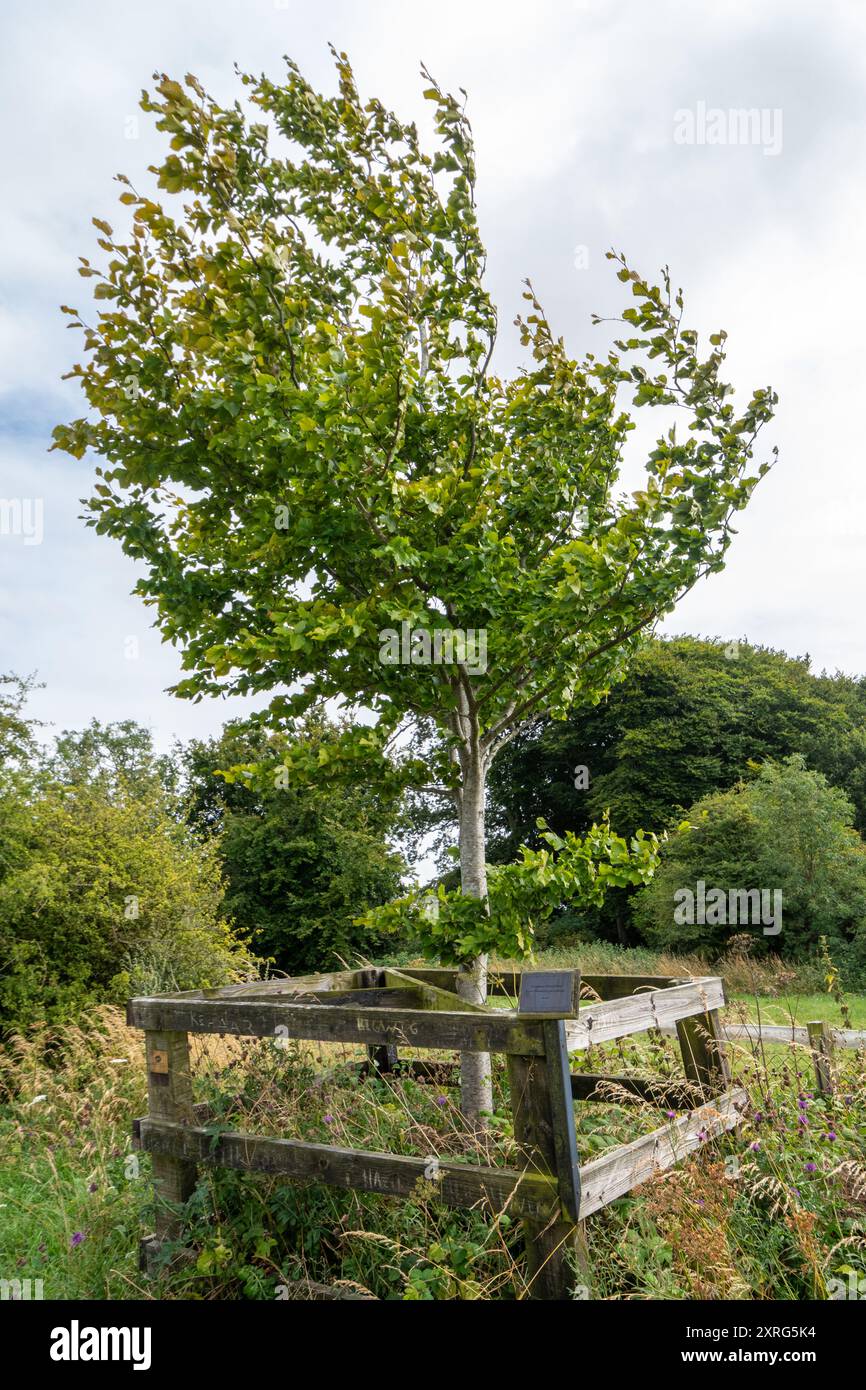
[53, 51, 777, 1118]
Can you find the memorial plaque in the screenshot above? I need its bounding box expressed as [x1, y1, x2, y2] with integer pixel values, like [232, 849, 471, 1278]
[517, 970, 580, 1019]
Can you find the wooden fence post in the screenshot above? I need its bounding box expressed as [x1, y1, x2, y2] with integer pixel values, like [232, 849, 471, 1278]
[142, 1030, 197, 1272]
[807, 1019, 834, 1096]
[507, 1017, 582, 1300]
[366, 1042, 399, 1074]
[675, 1009, 731, 1097]
[358, 968, 399, 1074]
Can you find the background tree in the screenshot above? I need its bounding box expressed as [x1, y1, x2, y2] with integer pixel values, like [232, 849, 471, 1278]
[48, 718, 179, 802]
[632, 756, 866, 975]
[485, 637, 866, 946]
[488, 637, 866, 850]
[0, 672, 42, 771]
[0, 674, 42, 892]
[53, 53, 777, 1116]
[182, 714, 405, 973]
[0, 715, 254, 1036]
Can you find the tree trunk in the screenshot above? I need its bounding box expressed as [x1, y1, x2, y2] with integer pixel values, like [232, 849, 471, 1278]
[615, 895, 628, 946]
[457, 752, 494, 1125]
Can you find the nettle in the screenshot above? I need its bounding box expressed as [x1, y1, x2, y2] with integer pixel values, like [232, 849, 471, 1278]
[53, 50, 776, 1116]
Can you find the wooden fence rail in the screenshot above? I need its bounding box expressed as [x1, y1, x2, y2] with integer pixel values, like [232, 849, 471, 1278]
[698, 1021, 866, 1049]
[658, 1016, 865, 1097]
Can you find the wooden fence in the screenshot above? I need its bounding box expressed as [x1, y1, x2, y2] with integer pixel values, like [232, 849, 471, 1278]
[663, 1016, 865, 1097]
[129, 966, 745, 1300]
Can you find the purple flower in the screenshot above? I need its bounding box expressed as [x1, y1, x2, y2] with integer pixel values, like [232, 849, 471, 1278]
[323, 1114, 333, 1125]
[804, 1162, 817, 1174]
[666, 1110, 676, 1119]
[436, 1096, 448, 1107]
[825, 1132, 837, 1142]
[750, 1141, 761, 1151]
[698, 1130, 708, 1142]
[88, 1182, 98, 1194]
[70, 1232, 85, 1247]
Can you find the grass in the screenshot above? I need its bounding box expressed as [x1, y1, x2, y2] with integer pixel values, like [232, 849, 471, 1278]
[0, 1009, 148, 1299]
[730, 994, 866, 1029]
[2, 948, 865, 1301]
[499, 939, 830, 994]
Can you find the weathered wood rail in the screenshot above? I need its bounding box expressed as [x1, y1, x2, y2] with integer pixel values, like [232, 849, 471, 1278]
[129, 965, 744, 1300]
[700, 1021, 866, 1049]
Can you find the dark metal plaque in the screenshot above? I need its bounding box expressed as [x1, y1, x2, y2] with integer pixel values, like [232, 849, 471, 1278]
[517, 970, 580, 1019]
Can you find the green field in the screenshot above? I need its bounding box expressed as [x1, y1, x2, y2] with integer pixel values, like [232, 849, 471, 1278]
[731, 993, 866, 1029]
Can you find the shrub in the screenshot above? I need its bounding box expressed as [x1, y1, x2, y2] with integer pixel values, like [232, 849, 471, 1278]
[0, 777, 254, 1035]
[632, 757, 866, 978]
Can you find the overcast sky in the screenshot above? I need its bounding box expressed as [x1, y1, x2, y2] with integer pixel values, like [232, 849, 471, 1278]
[2, 0, 864, 751]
